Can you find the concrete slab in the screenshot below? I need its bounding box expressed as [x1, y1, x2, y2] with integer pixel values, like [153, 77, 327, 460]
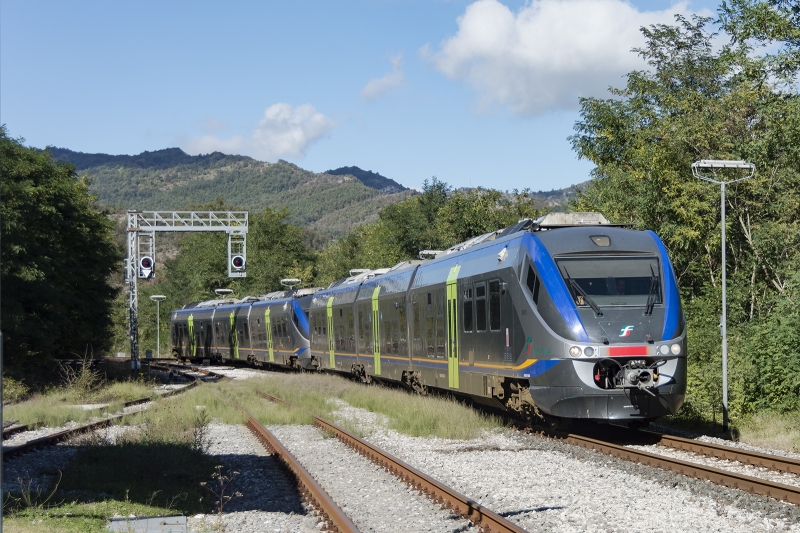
[108, 515, 188, 532]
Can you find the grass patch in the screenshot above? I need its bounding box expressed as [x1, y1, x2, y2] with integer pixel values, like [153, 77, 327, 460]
[232, 372, 503, 439]
[4, 498, 189, 533]
[5, 377, 156, 428]
[3, 397, 96, 428]
[659, 401, 800, 453]
[3, 375, 31, 404]
[737, 411, 800, 453]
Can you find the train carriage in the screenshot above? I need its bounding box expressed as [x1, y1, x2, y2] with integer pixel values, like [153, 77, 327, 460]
[308, 212, 686, 423]
[170, 290, 317, 369]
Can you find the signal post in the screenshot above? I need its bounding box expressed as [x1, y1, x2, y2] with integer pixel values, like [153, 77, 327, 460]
[126, 211, 248, 374]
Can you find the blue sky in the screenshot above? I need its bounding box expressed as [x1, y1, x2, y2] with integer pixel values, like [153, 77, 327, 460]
[1, 0, 720, 192]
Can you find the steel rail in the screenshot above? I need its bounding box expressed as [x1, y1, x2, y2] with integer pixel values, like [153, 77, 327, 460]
[226, 400, 360, 533]
[3, 382, 197, 454]
[164, 362, 227, 380]
[3, 414, 125, 459]
[2, 396, 155, 440]
[534, 428, 800, 506]
[644, 430, 800, 476]
[260, 392, 530, 533]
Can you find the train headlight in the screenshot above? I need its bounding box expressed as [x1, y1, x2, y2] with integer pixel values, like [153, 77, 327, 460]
[659, 345, 669, 355]
[670, 343, 681, 355]
[583, 346, 595, 357]
[569, 346, 581, 357]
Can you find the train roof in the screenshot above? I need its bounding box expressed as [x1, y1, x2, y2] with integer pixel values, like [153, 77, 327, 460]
[176, 286, 323, 312]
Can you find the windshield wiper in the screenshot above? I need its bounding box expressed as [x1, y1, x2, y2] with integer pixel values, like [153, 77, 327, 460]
[563, 268, 603, 316]
[645, 264, 660, 316]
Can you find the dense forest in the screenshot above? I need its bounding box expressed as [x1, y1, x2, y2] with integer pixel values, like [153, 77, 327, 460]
[570, 2, 800, 418]
[1, 127, 119, 385]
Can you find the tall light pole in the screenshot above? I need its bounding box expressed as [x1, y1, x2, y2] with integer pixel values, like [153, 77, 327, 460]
[150, 295, 166, 358]
[691, 159, 755, 433]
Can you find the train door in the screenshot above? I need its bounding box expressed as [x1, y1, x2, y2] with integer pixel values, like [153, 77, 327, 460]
[210, 309, 218, 355]
[265, 307, 274, 363]
[243, 307, 253, 359]
[371, 287, 381, 375]
[188, 314, 197, 358]
[326, 297, 335, 368]
[228, 309, 239, 359]
[446, 265, 461, 389]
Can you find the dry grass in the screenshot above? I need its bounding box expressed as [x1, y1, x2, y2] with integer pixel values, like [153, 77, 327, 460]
[229, 372, 503, 439]
[736, 411, 800, 453]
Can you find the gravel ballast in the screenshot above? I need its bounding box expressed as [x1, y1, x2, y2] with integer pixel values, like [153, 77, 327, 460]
[268, 424, 480, 533]
[328, 400, 800, 533]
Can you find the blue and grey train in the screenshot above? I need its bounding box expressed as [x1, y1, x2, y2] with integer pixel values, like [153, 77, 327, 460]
[171, 213, 686, 422]
[170, 288, 318, 369]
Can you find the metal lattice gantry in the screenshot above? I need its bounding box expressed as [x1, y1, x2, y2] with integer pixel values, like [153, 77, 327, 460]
[126, 211, 249, 372]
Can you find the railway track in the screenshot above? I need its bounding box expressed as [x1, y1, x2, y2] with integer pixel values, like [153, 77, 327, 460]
[644, 429, 800, 477]
[228, 400, 361, 533]
[158, 361, 800, 516]
[530, 425, 800, 506]
[2, 382, 197, 458]
[253, 391, 528, 533]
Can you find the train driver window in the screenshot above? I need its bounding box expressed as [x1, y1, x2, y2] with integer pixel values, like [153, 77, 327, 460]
[489, 280, 501, 331]
[526, 265, 541, 305]
[463, 287, 474, 332]
[475, 282, 487, 331]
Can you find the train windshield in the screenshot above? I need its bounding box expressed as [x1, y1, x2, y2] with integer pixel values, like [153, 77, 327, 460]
[555, 255, 661, 307]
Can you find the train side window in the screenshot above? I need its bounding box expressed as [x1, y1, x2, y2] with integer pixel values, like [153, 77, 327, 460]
[340, 308, 343, 317]
[489, 280, 501, 331]
[463, 287, 474, 332]
[526, 265, 541, 305]
[243, 321, 249, 339]
[475, 282, 487, 331]
[427, 292, 432, 306]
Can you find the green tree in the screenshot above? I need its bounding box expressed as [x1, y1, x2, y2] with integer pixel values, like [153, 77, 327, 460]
[569, 7, 800, 416]
[1, 127, 120, 365]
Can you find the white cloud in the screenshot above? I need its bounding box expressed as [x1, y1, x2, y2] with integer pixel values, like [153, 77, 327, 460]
[184, 103, 334, 160]
[360, 54, 405, 101]
[425, 0, 696, 115]
[196, 116, 228, 133]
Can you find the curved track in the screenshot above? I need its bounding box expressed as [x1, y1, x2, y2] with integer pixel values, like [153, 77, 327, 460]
[3, 382, 197, 459]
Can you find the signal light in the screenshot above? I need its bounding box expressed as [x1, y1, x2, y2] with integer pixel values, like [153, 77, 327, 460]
[139, 256, 154, 278]
[231, 255, 245, 270]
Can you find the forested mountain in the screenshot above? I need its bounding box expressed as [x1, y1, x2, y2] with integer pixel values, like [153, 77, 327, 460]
[326, 166, 407, 193]
[49, 147, 416, 239]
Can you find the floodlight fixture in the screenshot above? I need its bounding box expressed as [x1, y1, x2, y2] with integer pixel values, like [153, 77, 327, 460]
[691, 158, 755, 433]
[280, 278, 302, 289]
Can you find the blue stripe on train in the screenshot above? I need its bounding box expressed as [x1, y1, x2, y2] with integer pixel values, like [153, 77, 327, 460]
[522, 234, 589, 342]
[646, 230, 681, 340]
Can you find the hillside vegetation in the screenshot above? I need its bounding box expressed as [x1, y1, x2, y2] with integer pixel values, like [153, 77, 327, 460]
[49, 147, 415, 240]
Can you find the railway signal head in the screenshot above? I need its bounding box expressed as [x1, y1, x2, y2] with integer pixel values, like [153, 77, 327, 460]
[139, 256, 155, 278]
[231, 255, 245, 271]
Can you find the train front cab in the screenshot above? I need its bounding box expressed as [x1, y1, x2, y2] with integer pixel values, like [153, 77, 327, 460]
[516, 228, 687, 422]
[249, 298, 312, 370]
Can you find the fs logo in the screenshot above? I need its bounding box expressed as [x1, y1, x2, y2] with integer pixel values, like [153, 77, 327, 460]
[619, 325, 635, 337]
